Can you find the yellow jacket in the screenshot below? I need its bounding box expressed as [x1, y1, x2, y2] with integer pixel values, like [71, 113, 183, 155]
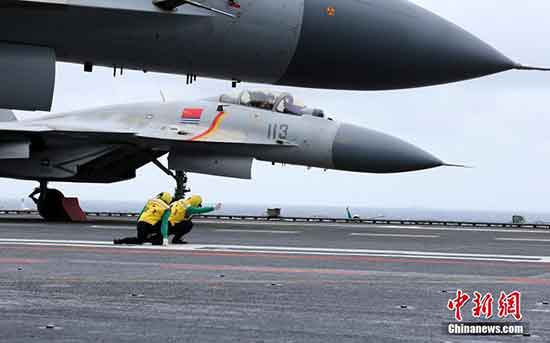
[139, 198, 170, 225]
[168, 196, 216, 225]
[168, 200, 189, 226]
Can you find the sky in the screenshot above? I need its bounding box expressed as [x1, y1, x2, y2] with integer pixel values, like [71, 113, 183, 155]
[5, 0, 550, 211]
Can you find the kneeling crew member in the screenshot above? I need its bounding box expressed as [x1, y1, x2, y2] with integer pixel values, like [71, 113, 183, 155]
[114, 192, 172, 245]
[168, 195, 221, 244]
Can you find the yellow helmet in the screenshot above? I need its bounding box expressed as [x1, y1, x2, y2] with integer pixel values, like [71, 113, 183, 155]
[156, 192, 173, 205]
[187, 195, 203, 207]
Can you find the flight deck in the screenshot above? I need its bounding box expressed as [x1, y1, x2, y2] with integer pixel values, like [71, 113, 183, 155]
[0, 216, 549, 342]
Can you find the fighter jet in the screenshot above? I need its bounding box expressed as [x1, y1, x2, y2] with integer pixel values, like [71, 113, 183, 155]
[0, 90, 449, 221]
[1, 0, 547, 111]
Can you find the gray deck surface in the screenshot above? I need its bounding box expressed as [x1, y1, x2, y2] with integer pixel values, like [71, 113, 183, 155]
[0, 216, 548, 342]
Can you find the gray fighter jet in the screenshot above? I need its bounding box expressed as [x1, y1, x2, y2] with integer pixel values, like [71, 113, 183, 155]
[1, 0, 548, 111]
[0, 90, 450, 221]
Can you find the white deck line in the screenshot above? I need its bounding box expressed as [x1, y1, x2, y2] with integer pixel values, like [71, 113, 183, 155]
[349, 233, 440, 238]
[1, 239, 549, 263]
[214, 229, 300, 234]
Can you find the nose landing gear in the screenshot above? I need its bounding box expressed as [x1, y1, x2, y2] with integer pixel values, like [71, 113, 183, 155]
[29, 181, 87, 222]
[174, 170, 190, 201]
[151, 159, 189, 201]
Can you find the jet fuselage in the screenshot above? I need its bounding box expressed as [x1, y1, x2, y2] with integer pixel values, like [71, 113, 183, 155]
[0, 0, 515, 91]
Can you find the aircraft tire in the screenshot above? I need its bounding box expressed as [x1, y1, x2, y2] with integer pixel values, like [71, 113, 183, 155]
[37, 189, 71, 222]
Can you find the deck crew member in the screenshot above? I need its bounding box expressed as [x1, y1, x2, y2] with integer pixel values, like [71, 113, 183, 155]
[167, 195, 221, 244]
[114, 192, 172, 245]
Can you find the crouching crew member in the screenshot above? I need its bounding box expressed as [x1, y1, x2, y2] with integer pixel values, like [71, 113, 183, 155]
[114, 192, 172, 245]
[168, 195, 221, 244]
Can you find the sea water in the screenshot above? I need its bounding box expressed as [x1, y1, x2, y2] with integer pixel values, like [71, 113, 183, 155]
[1, 198, 549, 224]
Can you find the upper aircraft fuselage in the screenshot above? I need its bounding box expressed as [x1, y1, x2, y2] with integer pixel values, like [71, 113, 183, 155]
[0, 0, 516, 93]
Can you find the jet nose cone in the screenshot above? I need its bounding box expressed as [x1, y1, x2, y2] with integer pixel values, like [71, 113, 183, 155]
[280, 0, 514, 90]
[332, 124, 443, 173]
[394, 3, 514, 88]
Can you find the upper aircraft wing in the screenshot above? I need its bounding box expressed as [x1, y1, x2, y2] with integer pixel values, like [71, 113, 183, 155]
[7, 0, 215, 16]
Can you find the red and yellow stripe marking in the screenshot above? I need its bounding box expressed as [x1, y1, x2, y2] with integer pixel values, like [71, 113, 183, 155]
[190, 111, 227, 141]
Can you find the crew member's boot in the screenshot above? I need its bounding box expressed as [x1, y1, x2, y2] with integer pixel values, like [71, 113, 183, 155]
[149, 233, 164, 246]
[172, 236, 188, 244]
[113, 237, 143, 245]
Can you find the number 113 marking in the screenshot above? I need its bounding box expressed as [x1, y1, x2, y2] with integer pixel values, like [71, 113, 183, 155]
[267, 123, 289, 140]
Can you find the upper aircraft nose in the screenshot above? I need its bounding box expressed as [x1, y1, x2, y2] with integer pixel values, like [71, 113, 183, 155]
[332, 124, 443, 173]
[279, 0, 515, 90]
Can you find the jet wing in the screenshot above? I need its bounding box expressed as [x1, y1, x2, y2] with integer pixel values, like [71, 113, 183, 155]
[7, 0, 214, 16]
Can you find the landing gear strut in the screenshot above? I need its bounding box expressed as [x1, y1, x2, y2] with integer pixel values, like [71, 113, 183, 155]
[29, 181, 87, 222]
[174, 170, 190, 201]
[151, 159, 189, 201]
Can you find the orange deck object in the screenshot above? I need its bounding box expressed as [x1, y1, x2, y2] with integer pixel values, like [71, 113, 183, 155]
[61, 197, 87, 222]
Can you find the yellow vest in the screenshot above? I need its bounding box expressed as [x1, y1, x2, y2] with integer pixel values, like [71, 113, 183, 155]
[168, 200, 190, 225]
[139, 198, 170, 225]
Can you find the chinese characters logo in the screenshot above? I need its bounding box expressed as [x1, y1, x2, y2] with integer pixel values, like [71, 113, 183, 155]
[447, 289, 522, 322]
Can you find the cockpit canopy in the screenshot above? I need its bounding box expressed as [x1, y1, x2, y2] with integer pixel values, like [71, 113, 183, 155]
[219, 90, 324, 117]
